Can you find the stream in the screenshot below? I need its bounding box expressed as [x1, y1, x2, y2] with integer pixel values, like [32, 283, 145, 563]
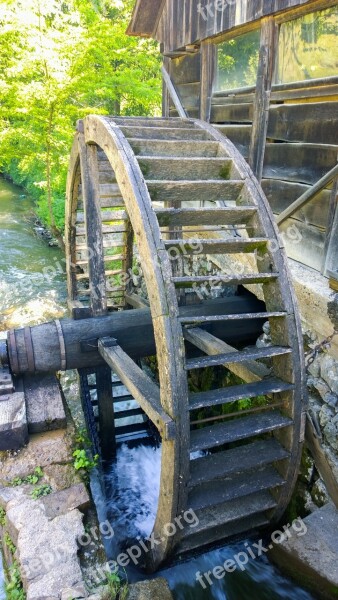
[0, 177, 316, 599]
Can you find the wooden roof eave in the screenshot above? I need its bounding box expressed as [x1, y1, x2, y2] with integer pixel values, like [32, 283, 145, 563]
[126, 0, 166, 37]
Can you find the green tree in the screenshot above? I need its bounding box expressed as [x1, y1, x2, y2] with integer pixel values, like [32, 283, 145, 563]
[0, 0, 161, 233]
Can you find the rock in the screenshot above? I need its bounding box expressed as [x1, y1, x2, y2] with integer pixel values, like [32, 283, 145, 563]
[256, 333, 272, 348]
[270, 503, 338, 600]
[308, 357, 321, 378]
[60, 585, 88, 599]
[43, 463, 82, 491]
[319, 405, 334, 428]
[321, 355, 338, 395]
[41, 484, 90, 519]
[262, 321, 270, 335]
[3, 488, 86, 598]
[324, 393, 338, 408]
[0, 429, 73, 484]
[0, 392, 28, 451]
[323, 416, 338, 451]
[26, 560, 84, 600]
[311, 378, 331, 401]
[311, 478, 330, 508]
[127, 578, 173, 600]
[24, 374, 67, 434]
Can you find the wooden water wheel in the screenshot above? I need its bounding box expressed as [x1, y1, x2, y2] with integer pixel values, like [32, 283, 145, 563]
[65, 115, 306, 570]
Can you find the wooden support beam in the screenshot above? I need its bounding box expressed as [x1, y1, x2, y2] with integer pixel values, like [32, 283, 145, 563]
[78, 133, 107, 315]
[162, 57, 170, 118]
[98, 338, 176, 441]
[183, 327, 268, 382]
[78, 130, 115, 458]
[277, 163, 338, 226]
[161, 66, 187, 119]
[200, 42, 216, 122]
[249, 17, 277, 182]
[322, 175, 338, 277]
[306, 415, 338, 510]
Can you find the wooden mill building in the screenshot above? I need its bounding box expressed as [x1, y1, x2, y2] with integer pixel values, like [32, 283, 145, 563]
[128, 0, 338, 356]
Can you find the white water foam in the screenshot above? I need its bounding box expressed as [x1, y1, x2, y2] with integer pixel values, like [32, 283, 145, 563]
[106, 444, 162, 538]
[105, 444, 206, 540]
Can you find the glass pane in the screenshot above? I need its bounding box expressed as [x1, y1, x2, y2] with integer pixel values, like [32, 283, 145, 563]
[215, 29, 260, 92]
[278, 7, 338, 84]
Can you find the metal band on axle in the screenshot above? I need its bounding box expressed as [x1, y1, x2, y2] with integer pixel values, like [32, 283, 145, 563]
[24, 326, 35, 373]
[55, 319, 67, 370]
[8, 329, 19, 375]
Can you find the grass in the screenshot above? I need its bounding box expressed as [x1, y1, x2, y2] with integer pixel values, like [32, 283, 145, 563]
[5, 561, 25, 600]
[103, 572, 128, 600]
[0, 507, 6, 526]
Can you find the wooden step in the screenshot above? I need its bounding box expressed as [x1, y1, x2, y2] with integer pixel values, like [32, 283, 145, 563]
[186, 344, 291, 371]
[180, 311, 286, 324]
[189, 438, 289, 486]
[77, 224, 127, 236]
[138, 157, 238, 181]
[182, 490, 277, 538]
[188, 465, 284, 511]
[190, 410, 293, 453]
[146, 180, 244, 203]
[173, 272, 278, 287]
[111, 117, 196, 129]
[114, 422, 149, 437]
[76, 269, 123, 281]
[155, 207, 256, 227]
[76, 240, 125, 252]
[76, 210, 128, 223]
[119, 126, 209, 141]
[164, 238, 268, 255]
[114, 407, 145, 420]
[189, 378, 294, 411]
[77, 196, 125, 210]
[76, 253, 125, 267]
[177, 513, 269, 554]
[129, 139, 221, 158]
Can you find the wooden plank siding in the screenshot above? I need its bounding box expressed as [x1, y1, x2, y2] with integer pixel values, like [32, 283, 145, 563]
[169, 53, 201, 117]
[155, 0, 338, 273]
[154, 0, 337, 52]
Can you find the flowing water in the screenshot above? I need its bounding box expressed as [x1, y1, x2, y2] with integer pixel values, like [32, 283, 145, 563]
[0, 177, 316, 599]
[0, 178, 67, 332]
[96, 441, 316, 600]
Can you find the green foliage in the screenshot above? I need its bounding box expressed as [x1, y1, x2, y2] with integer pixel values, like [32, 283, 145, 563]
[73, 449, 99, 472]
[105, 571, 128, 600]
[5, 561, 25, 600]
[4, 533, 16, 556]
[74, 427, 92, 448]
[216, 29, 260, 91]
[0, 0, 161, 233]
[0, 507, 6, 526]
[30, 484, 53, 500]
[11, 467, 44, 487]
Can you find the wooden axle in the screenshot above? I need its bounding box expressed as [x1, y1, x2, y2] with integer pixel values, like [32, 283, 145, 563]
[6, 295, 266, 375]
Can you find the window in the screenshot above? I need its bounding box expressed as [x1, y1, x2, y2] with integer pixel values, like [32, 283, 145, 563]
[278, 6, 338, 84]
[215, 29, 260, 92]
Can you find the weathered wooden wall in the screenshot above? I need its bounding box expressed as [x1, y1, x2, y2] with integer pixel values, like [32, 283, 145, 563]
[156, 0, 335, 52]
[210, 84, 338, 271]
[161, 0, 338, 273]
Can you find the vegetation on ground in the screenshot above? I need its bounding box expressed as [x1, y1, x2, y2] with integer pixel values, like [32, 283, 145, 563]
[5, 561, 25, 600]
